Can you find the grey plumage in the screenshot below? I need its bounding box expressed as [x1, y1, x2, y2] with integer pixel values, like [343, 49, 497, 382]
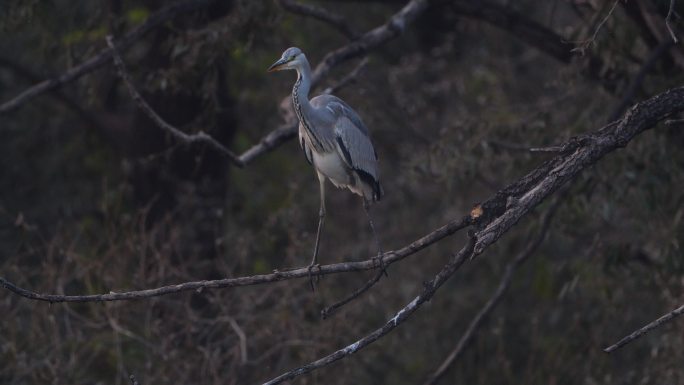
[268, 46, 384, 271]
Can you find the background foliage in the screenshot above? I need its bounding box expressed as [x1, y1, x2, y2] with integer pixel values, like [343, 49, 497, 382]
[1, 1, 683, 384]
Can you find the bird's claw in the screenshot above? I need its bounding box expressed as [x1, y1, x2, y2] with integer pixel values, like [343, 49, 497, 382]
[372, 252, 388, 277]
[307, 263, 322, 291]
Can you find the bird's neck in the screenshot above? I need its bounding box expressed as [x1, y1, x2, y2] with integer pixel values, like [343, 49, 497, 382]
[292, 62, 313, 121]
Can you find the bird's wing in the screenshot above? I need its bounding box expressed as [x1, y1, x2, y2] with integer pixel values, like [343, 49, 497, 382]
[311, 95, 370, 136]
[333, 112, 379, 181]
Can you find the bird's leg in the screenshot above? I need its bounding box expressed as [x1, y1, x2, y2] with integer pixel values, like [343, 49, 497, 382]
[309, 175, 326, 291]
[363, 198, 387, 277]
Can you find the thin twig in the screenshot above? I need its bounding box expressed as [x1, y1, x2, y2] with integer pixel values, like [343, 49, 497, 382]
[604, 303, 684, 353]
[665, 118, 684, 125]
[321, 266, 384, 319]
[666, 0, 679, 44]
[227, 317, 248, 365]
[571, 0, 621, 54]
[0, 0, 214, 115]
[279, 0, 359, 40]
[488, 140, 567, 153]
[105, 36, 245, 167]
[423, 197, 563, 385]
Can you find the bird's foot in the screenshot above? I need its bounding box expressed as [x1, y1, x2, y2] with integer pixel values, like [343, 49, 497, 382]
[372, 252, 388, 277]
[307, 263, 322, 292]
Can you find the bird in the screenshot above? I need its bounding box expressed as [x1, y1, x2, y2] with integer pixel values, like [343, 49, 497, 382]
[268, 47, 385, 280]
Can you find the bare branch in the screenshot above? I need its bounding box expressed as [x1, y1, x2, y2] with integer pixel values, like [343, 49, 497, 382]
[0, 0, 214, 115]
[279, 0, 360, 40]
[321, 266, 384, 319]
[0, 215, 473, 303]
[237, 122, 299, 166]
[604, 303, 684, 353]
[666, 0, 679, 43]
[105, 35, 244, 167]
[228, 317, 249, 365]
[423, 197, 562, 385]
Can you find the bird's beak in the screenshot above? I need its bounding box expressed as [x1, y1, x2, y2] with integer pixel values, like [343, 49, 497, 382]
[267, 58, 289, 72]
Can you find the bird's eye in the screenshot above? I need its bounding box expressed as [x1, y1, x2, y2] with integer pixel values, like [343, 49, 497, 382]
[289, 54, 296, 60]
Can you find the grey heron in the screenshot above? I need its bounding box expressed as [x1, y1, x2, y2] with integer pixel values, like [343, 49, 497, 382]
[268, 47, 384, 279]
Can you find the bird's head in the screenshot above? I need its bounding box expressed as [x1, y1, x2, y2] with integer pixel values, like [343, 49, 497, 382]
[268, 47, 305, 72]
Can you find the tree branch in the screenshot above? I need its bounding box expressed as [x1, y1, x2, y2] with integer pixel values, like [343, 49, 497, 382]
[604, 303, 684, 353]
[105, 35, 245, 167]
[0, 0, 215, 115]
[279, 0, 360, 40]
[0, 215, 472, 303]
[321, 264, 384, 319]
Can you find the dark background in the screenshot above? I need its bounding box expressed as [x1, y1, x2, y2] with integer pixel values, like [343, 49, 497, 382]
[1, 1, 683, 384]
